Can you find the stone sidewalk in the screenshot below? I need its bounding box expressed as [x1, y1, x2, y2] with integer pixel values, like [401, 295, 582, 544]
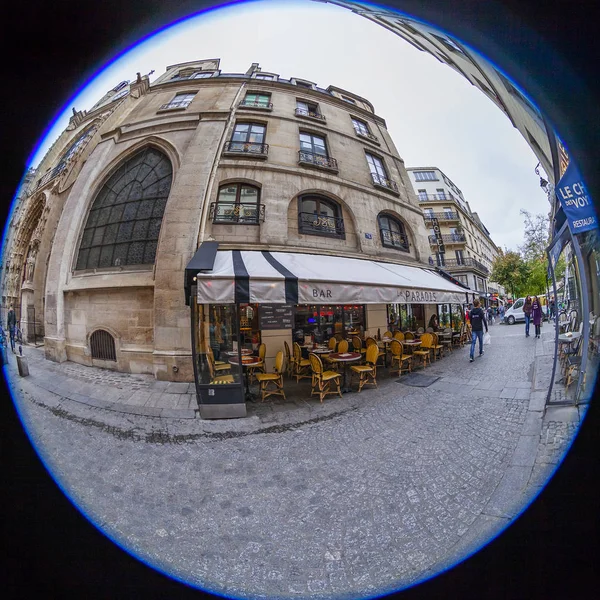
[5, 323, 589, 599]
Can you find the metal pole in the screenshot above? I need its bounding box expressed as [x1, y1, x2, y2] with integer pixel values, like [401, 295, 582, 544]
[570, 233, 590, 402]
[546, 246, 561, 405]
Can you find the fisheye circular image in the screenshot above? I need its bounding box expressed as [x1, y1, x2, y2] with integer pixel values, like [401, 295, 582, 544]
[3, 0, 598, 598]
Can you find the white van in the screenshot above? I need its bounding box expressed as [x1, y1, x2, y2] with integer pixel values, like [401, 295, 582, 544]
[504, 297, 548, 325]
[504, 298, 526, 324]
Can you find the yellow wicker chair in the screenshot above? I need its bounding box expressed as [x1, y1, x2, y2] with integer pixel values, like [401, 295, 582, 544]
[350, 343, 379, 392]
[284, 340, 295, 378]
[404, 331, 415, 340]
[365, 337, 385, 366]
[430, 333, 444, 361]
[412, 333, 433, 369]
[383, 330, 393, 339]
[351, 335, 367, 363]
[206, 347, 231, 373]
[247, 343, 266, 383]
[323, 337, 338, 370]
[337, 339, 349, 353]
[256, 351, 286, 402]
[393, 331, 405, 341]
[293, 342, 311, 383]
[207, 353, 234, 384]
[389, 339, 412, 377]
[309, 353, 342, 403]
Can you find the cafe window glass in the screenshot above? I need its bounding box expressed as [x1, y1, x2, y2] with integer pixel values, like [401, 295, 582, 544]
[293, 305, 365, 343]
[194, 304, 242, 386]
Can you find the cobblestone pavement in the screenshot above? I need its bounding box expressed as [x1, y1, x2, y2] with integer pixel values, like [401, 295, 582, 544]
[5, 322, 587, 599]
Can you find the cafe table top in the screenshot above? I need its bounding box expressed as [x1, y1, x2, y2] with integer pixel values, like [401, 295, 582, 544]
[329, 352, 362, 362]
[228, 356, 262, 367]
[558, 332, 581, 343]
[402, 340, 422, 346]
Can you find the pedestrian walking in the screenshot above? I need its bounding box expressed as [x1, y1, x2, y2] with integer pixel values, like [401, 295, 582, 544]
[486, 306, 493, 325]
[523, 296, 533, 337]
[469, 298, 488, 362]
[532, 295, 543, 338]
[7, 304, 17, 353]
[499, 304, 505, 323]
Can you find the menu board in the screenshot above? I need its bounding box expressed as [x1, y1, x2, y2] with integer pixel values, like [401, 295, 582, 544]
[259, 304, 294, 330]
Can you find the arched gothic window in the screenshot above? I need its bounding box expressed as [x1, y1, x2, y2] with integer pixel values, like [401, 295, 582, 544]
[75, 147, 172, 270]
[378, 213, 410, 251]
[298, 194, 345, 238]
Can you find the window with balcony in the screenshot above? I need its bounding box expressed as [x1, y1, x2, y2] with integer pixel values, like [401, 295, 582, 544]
[435, 252, 446, 266]
[455, 250, 465, 264]
[378, 214, 409, 251]
[75, 147, 172, 270]
[366, 153, 398, 192]
[436, 189, 446, 199]
[224, 122, 268, 155]
[298, 132, 337, 170]
[241, 92, 272, 109]
[296, 100, 324, 120]
[418, 189, 428, 201]
[211, 183, 263, 225]
[159, 92, 196, 111]
[298, 195, 344, 238]
[351, 117, 378, 142]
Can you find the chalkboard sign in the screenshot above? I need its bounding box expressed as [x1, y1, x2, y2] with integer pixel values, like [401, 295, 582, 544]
[259, 304, 294, 329]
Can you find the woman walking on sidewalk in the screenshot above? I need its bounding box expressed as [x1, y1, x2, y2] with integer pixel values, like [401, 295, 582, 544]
[523, 296, 533, 337]
[532, 296, 543, 338]
[469, 299, 488, 362]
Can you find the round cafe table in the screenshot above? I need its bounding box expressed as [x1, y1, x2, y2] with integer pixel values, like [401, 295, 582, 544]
[228, 355, 262, 402]
[402, 339, 422, 354]
[328, 351, 361, 393]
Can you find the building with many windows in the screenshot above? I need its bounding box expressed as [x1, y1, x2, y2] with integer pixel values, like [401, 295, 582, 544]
[2, 59, 471, 418]
[317, 0, 557, 190]
[406, 166, 504, 305]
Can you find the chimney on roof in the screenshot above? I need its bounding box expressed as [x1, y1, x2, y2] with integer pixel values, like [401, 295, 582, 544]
[245, 62, 260, 75]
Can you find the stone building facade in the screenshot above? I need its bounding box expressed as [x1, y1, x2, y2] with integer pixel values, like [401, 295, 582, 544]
[406, 166, 504, 304]
[4, 59, 434, 381]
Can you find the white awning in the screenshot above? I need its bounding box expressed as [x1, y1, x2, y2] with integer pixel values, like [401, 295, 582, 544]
[195, 250, 468, 305]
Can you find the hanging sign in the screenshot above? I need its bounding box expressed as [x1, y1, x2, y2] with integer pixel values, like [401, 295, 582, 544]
[555, 161, 597, 234]
[431, 217, 445, 253]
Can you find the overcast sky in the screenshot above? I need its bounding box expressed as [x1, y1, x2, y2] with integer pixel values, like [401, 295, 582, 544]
[28, 0, 549, 251]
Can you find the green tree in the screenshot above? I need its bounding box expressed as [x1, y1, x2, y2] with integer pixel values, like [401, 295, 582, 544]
[491, 251, 530, 298]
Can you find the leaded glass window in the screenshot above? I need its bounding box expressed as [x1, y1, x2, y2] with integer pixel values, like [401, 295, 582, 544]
[75, 147, 172, 270]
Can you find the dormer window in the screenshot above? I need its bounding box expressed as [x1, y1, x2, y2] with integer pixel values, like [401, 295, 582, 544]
[341, 95, 356, 105]
[295, 80, 313, 89]
[255, 74, 274, 80]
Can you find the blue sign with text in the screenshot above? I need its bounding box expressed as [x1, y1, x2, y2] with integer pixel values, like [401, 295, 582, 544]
[555, 161, 597, 234]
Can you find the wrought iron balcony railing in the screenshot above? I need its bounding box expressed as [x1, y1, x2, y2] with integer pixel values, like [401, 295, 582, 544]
[418, 193, 456, 202]
[223, 141, 269, 155]
[380, 228, 410, 251]
[424, 211, 459, 222]
[370, 173, 399, 193]
[439, 257, 489, 275]
[159, 100, 193, 110]
[354, 129, 379, 143]
[298, 150, 338, 170]
[298, 212, 345, 238]
[428, 233, 466, 244]
[210, 202, 265, 224]
[240, 100, 273, 109]
[295, 107, 326, 120]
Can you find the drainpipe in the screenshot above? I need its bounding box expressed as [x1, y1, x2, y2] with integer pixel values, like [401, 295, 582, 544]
[198, 81, 247, 245]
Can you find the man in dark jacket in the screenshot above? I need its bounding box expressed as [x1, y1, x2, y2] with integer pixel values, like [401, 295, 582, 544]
[469, 298, 488, 362]
[7, 304, 17, 352]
